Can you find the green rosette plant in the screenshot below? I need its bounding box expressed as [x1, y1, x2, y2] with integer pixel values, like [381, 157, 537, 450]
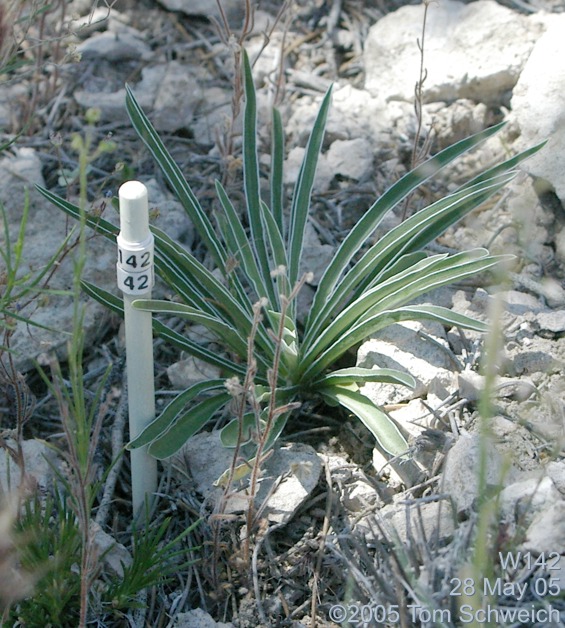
[38, 50, 544, 465]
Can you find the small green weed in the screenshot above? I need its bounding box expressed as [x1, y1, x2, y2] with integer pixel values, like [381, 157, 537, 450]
[39, 49, 545, 472]
[3, 490, 200, 626]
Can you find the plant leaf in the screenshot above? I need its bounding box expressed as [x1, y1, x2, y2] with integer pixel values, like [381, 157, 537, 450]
[315, 367, 416, 389]
[128, 380, 227, 450]
[301, 249, 505, 376]
[304, 172, 513, 344]
[241, 50, 277, 305]
[287, 85, 333, 289]
[220, 412, 257, 447]
[271, 107, 285, 233]
[320, 386, 409, 458]
[133, 299, 249, 358]
[307, 122, 510, 328]
[148, 392, 231, 459]
[125, 84, 227, 269]
[82, 281, 246, 375]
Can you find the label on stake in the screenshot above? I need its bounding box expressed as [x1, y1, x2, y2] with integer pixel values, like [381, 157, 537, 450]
[116, 232, 154, 295]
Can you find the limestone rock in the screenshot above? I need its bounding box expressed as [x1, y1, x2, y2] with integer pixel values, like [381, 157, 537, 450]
[511, 14, 565, 205]
[364, 0, 542, 104]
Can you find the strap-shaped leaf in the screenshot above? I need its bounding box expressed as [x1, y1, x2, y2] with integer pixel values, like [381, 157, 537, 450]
[241, 50, 277, 305]
[152, 226, 251, 327]
[315, 367, 416, 389]
[303, 250, 474, 368]
[35, 186, 118, 240]
[125, 84, 227, 269]
[300, 251, 505, 379]
[270, 107, 285, 233]
[147, 393, 231, 459]
[287, 85, 333, 288]
[303, 173, 513, 344]
[305, 300, 492, 383]
[261, 200, 288, 271]
[460, 140, 547, 191]
[214, 179, 268, 300]
[133, 299, 249, 358]
[320, 386, 408, 458]
[220, 412, 256, 447]
[307, 121, 509, 325]
[81, 281, 246, 375]
[128, 379, 227, 449]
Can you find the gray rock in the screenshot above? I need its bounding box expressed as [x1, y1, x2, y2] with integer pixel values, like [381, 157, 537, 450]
[74, 89, 130, 122]
[511, 14, 565, 205]
[458, 370, 537, 402]
[0, 439, 59, 494]
[76, 29, 151, 61]
[356, 499, 455, 545]
[152, 62, 206, 133]
[300, 222, 334, 287]
[155, 0, 242, 22]
[284, 146, 333, 193]
[168, 432, 321, 526]
[537, 310, 565, 335]
[0, 148, 116, 370]
[364, 0, 542, 105]
[441, 433, 505, 514]
[172, 608, 234, 628]
[167, 357, 221, 389]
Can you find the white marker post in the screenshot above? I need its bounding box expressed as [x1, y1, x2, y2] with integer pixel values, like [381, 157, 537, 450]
[117, 181, 157, 515]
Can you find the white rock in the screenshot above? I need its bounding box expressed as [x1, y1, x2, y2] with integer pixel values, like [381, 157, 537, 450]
[522, 501, 565, 554]
[537, 310, 565, 335]
[357, 321, 455, 406]
[511, 14, 565, 205]
[326, 138, 373, 181]
[356, 499, 454, 545]
[168, 433, 321, 525]
[499, 476, 560, 526]
[90, 521, 132, 578]
[342, 480, 378, 512]
[364, 0, 542, 105]
[546, 461, 565, 496]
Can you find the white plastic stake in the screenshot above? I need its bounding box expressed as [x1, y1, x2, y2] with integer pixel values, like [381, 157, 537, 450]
[117, 181, 157, 515]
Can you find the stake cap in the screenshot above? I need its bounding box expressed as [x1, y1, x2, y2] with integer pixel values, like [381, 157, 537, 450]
[119, 181, 149, 242]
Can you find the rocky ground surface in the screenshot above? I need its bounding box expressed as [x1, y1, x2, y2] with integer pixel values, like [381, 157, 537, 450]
[3, 0, 565, 626]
